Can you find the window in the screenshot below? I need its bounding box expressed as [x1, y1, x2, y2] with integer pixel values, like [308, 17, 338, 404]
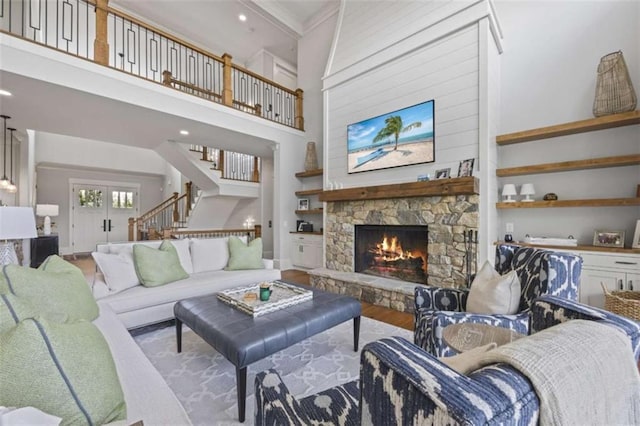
[112, 191, 134, 209]
[78, 189, 103, 207]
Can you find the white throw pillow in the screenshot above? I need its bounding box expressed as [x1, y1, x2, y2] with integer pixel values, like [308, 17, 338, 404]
[466, 260, 521, 315]
[439, 342, 497, 374]
[167, 238, 194, 274]
[190, 238, 230, 273]
[92, 251, 140, 294]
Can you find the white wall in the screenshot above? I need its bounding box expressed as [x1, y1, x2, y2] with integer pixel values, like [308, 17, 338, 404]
[495, 0, 640, 246]
[298, 11, 338, 166]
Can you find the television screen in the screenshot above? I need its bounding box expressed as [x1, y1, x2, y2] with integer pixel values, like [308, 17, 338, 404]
[347, 100, 435, 174]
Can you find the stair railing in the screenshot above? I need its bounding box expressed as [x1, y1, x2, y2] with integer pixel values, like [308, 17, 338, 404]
[164, 225, 262, 241]
[128, 188, 191, 241]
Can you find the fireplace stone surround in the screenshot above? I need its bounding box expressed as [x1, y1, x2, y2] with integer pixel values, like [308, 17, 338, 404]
[310, 178, 479, 313]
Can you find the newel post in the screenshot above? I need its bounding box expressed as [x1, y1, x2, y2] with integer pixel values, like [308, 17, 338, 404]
[128, 217, 135, 241]
[219, 150, 225, 176]
[162, 70, 173, 86]
[254, 225, 262, 239]
[295, 88, 304, 130]
[172, 191, 179, 223]
[185, 181, 193, 217]
[93, 0, 110, 66]
[252, 157, 260, 182]
[222, 53, 233, 107]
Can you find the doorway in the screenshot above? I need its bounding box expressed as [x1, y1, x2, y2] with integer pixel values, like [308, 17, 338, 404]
[71, 181, 139, 253]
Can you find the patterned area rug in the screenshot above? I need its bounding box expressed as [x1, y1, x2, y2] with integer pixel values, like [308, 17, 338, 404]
[133, 317, 412, 425]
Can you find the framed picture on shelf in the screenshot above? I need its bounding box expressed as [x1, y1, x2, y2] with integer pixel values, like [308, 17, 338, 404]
[297, 199, 309, 211]
[593, 230, 625, 248]
[457, 158, 474, 177]
[435, 168, 450, 179]
[633, 220, 640, 249]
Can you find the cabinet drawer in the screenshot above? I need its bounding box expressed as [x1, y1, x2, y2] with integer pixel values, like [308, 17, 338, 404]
[580, 252, 640, 271]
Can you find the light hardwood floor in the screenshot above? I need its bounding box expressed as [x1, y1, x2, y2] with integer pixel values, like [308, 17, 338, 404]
[69, 256, 414, 331]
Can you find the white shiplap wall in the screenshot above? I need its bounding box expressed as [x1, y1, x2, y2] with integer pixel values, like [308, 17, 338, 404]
[325, 23, 480, 188]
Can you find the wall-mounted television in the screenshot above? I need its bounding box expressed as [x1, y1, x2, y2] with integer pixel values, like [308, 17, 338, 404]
[347, 100, 435, 174]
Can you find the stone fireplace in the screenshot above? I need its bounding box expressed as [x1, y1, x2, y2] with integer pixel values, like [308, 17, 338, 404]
[354, 224, 428, 284]
[310, 178, 479, 313]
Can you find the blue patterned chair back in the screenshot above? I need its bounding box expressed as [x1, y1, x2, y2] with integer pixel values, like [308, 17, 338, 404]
[495, 244, 582, 312]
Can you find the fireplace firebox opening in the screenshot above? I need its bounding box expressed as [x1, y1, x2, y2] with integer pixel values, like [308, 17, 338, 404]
[354, 225, 428, 284]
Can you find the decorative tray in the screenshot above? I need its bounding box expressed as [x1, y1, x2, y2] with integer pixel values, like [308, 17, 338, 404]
[217, 280, 313, 317]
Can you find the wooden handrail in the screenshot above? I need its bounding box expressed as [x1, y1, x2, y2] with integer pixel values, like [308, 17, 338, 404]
[162, 71, 222, 101]
[164, 225, 262, 240]
[105, 5, 225, 64]
[140, 192, 179, 222]
[231, 63, 299, 96]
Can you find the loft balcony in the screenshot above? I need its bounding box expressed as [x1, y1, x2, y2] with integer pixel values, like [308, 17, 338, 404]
[0, 0, 304, 131]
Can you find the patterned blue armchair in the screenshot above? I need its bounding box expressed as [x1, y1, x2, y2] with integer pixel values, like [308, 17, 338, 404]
[254, 296, 640, 425]
[414, 244, 583, 357]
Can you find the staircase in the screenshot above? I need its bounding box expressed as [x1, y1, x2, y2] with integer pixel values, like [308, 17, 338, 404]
[128, 182, 196, 241]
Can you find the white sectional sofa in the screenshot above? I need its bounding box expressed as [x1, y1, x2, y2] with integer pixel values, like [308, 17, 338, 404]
[92, 237, 281, 329]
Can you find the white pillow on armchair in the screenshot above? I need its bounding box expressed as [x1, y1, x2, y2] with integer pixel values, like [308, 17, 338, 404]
[466, 260, 521, 315]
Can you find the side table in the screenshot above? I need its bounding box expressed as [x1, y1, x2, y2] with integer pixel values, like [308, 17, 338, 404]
[30, 235, 59, 268]
[443, 323, 524, 353]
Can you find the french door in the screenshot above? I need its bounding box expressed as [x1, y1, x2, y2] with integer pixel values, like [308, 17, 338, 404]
[71, 182, 139, 253]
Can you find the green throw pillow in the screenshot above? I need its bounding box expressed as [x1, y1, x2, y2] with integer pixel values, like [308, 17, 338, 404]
[2, 256, 99, 322]
[0, 317, 126, 425]
[0, 294, 38, 334]
[133, 240, 189, 287]
[225, 237, 264, 270]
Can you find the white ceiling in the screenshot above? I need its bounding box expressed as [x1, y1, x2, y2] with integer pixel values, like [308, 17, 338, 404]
[112, 0, 339, 66]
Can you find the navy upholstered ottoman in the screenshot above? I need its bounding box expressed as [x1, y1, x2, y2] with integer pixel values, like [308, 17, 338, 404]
[174, 283, 361, 422]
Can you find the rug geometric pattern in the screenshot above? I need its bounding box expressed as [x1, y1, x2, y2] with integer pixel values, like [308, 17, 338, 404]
[133, 317, 412, 425]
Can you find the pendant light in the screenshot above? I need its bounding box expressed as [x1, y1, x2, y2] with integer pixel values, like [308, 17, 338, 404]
[0, 115, 9, 189]
[7, 127, 16, 193]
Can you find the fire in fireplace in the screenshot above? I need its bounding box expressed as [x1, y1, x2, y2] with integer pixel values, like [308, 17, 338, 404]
[354, 225, 428, 284]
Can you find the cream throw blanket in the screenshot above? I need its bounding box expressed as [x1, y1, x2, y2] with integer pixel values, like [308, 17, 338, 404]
[477, 320, 640, 425]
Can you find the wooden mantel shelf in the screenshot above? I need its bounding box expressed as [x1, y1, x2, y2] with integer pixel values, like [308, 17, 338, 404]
[319, 177, 478, 202]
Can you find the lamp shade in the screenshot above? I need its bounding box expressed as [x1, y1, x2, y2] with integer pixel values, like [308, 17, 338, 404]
[520, 183, 536, 202]
[502, 184, 517, 196]
[36, 204, 59, 217]
[0, 207, 37, 240]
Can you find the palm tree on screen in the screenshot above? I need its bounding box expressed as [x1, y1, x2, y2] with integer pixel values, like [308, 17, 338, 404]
[373, 115, 422, 150]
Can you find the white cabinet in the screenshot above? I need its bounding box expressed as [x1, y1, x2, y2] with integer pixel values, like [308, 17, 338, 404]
[578, 251, 640, 308]
[291, 234, 322, 269]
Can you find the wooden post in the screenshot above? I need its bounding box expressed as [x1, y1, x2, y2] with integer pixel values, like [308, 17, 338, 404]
[254, 225, 262, 239]
[222, 53, 233, 107]
[93, 0, 110, 66]
[252, 157, 260, 182]
[219, 150, 225, 176]
[162, 70, 173, 86]
[254, 104, 262, 116]
[185, 181, 192, 218]
[172, 191, 180, 223]
[294, 88, 304, 131]
[201, 146, 208, 161]
[128, 217, 135, 241]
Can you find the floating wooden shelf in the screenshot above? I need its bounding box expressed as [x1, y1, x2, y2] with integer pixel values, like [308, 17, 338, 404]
[290, 231, 323, 235]
[496, 110, 640, 145]
[319, 177, 478, 202]
[295, 169, 323, 178]
[295, 208, 323, 215]
[295, 188, 323, 196]
[496, 154, 640, 177]
[496, 241, 640, 254]
[496, 197, 640, 209]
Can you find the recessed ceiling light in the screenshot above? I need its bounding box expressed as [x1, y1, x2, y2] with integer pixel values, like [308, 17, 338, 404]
[180, 130, 189, 135]
[0, 90, 12, 96]
[238, 14, 247, 22]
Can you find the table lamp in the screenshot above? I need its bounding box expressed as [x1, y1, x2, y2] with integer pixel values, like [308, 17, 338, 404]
[0, 207, 37, 265]
[501, 184, 517, 202]
[36, 204, 59, 236]
[520, 183, 536, 202]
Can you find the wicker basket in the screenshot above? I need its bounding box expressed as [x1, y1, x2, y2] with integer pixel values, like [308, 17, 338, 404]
[593, 50, 637, 117]
[601, 282, 640, 321]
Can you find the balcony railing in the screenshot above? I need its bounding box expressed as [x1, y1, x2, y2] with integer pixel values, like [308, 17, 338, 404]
[0, 0, 304, 131]
[189, 145, 260, 183]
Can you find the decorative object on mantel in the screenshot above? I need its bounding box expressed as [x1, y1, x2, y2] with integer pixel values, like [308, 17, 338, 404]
[435, 168, 450, 179]
[519, 183, 536, 202]
[304, 142, 319, 171]
[457, 158, 474, 177]
[501, 184, 517, 202]
[543, 192, 558, 201]
[593, 50, 637, 117]
[631, 220, 640, 249]
[593, 230, 625, 248]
